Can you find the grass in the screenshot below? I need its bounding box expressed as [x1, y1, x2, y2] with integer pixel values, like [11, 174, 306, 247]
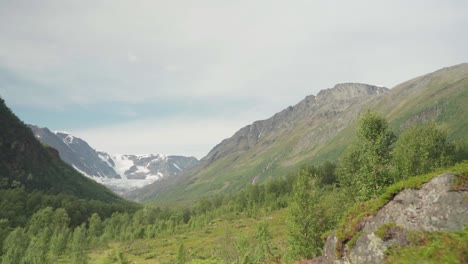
[80, 209, 289, 263]
[334, 161, 468, 257]
[375, 223, 400, 241]
[383, 228, 468, 264]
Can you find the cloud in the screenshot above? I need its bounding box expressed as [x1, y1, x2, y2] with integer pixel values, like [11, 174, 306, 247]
[1, 0, 467, 156]
[71, 116, 253, 159]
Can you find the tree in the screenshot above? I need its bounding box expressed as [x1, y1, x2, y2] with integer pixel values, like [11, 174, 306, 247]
[88, 213, 103, 243]
[2, 227, 29, 264]
[23, 229, 50, 264]
[70, 224, 88, 264]
[288, 169, 324, 260]
[391, 122, 454, 180]
[337, 110, 396, 200]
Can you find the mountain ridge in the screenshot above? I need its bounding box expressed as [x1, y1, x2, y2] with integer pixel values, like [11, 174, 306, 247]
[127, 63, 468, 203]
[126, 83, 391, 202]
[29, 125, 200, 195]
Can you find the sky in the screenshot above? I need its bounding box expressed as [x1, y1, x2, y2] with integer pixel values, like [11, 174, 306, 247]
[1, 1, 467, 159]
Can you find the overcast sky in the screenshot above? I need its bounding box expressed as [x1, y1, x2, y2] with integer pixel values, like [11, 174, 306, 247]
[1, 1, 467, 158]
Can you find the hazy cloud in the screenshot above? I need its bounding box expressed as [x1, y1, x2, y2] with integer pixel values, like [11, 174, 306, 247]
[1, 0, 467, 156]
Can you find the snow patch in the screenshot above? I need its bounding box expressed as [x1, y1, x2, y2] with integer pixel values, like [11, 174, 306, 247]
[112, 155, 133, 180]
[173, 163, 182, 171]
[72, 165, 93, 179]
[64, 135, 74, 144]
[98, 153, 114, 168]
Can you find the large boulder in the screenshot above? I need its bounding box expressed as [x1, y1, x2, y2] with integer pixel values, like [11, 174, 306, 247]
[320, 173, 467, 263]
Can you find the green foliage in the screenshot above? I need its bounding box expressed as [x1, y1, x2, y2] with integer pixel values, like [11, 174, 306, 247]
[253, 222, 274, 263]
[338, 110, 396, 201]
[375, 222, 399, 240]
[334, 162, 468, 258]
[70, 224, 88, 264]
[392, 122, 454, 181]
[1, 227, 29, 264]
[288, 169, 324, 260]
[451, 172, 468, 191]
[23, 229, 50, 264]
[88, 213, 103, 243]
[177, 243, 186, 264]
[383, 228, 468, 264]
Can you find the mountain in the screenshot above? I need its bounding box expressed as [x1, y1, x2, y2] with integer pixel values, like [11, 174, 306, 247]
[0, 97, 123, 203]
[29, 125, 121, 179]
[127, 63, 468, 203]
[111, 154, 199, 180]
[29, 126, 199, 194]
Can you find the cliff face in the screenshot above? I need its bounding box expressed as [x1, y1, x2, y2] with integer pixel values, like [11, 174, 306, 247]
[319, 172, 468, 264]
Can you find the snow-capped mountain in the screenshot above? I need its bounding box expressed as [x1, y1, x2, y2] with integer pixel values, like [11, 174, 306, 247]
[29, 125, 121, 179]
[28, 125, 199, 194]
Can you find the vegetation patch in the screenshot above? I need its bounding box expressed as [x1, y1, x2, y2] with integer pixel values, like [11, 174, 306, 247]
[383, 228, 468, 263]
[375, 223, 404, 241]
[334, 162, 468, 258]
[451, 172, 468, 191]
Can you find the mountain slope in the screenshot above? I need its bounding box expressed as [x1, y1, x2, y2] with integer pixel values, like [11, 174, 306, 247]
[128, 63, 468, 203]
[126, 83, 389, 201]
[0, 97, 124, 203]
[29, 126, 199, 195]
[29, 125, 121, 179]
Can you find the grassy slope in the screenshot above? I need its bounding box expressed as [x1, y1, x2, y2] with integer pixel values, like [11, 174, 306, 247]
[76, 162, 467, 263]
[60, 209, 289, 264]
[140, 64, 468, 204]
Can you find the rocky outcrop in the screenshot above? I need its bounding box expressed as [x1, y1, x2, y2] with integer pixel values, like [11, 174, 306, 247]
[319, 173, 468, 263]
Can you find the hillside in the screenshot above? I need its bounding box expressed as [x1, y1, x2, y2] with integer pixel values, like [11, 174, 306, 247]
[0, 97, 125, 203]
[127, 63, 468, 203]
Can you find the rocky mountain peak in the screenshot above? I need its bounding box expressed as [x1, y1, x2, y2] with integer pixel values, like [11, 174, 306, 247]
[316, 83, 388, 103]
[202, 82, 386, 166]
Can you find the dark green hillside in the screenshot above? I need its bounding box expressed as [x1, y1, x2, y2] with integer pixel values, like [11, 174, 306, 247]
[0, 97, 128, 203]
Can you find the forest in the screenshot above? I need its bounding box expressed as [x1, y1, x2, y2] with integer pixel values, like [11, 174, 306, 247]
[0, 110, 466, 263]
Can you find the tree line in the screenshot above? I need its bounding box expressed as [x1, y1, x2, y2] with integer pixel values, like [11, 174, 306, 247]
[0, 110, 461, 263]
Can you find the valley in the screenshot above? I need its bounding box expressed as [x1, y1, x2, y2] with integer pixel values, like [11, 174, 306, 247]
[0, 63, 467, 263]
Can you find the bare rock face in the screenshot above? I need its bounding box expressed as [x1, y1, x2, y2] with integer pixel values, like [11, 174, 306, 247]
[320, 173, 468, 264]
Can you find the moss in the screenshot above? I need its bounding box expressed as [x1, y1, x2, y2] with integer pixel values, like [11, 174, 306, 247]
[382, 228, 468, 264]
[334, 161, 468, 258]
[451, 172, 468, 191]
[346, 230, 363, 250]
[321, 230, 333, 242]
[375, 223, 402, 241]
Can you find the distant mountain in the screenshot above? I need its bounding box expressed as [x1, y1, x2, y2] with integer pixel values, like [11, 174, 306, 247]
[111, 154, 199, 180]
[29, 125, 121, 179]
[29, 126, 199, 194]
[127, 63, 468, 203]
[0, 97, 123, 203]
[126, 83, 389, 201]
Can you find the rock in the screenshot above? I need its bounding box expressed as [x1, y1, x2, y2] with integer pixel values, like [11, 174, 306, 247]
[321, 173, 468, 263]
